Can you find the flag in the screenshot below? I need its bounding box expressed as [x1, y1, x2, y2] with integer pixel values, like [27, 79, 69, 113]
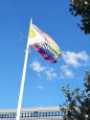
[28, 23, 61, 63]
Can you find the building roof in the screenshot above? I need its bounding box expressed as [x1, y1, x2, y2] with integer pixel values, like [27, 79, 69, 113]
[0, 106, 61, 112]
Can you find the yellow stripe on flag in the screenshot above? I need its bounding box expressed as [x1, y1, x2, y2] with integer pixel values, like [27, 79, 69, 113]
[29, 25, 37, 38]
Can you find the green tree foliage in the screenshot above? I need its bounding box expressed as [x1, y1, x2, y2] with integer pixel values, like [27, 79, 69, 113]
[69, 0, 90, 34]
[61, 72, 90, 120]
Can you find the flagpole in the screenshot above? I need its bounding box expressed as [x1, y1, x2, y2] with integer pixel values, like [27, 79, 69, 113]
[16, 19, 32, 120]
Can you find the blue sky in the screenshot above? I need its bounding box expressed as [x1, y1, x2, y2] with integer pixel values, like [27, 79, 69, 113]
[0, 0, 90, 108]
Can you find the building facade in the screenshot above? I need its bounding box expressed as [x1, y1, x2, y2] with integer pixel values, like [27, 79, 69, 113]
[0, 107, 63, 120]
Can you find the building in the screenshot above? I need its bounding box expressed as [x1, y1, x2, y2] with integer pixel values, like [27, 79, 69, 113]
[0, 106, 63, 120]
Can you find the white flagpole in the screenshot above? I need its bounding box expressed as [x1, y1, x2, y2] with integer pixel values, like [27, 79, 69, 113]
[16, 19, 32, 120]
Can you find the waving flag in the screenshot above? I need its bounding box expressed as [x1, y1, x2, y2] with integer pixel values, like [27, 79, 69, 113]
[16, 21, 62, 120]
[28, 23, 61, 63]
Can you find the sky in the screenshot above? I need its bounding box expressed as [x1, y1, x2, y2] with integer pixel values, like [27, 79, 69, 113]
[0, 0, 90, 109]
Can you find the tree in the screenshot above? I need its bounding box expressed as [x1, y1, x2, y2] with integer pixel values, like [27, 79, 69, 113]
[61, 72, 90, 120]
[69, 0, 90, 34]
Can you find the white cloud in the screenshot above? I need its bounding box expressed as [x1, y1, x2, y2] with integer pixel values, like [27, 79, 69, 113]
[37, 85, 44, 90]
[63, 69, 74, 78]
[60, 65, 74, 78]
[30, 61, 45, 73]
[59, 51, 90, 79]
[45, 68, 57, 80]
[77, 51, 89, 61]
[63, 51, 89, 67]
[30, 61, 57, 80]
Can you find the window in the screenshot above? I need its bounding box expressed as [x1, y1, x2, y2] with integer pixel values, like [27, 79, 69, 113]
[31, 111, 38, 117]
